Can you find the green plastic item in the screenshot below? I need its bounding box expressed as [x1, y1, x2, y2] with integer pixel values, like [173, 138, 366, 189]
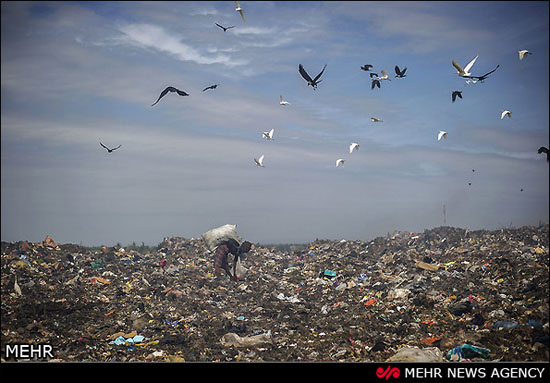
[446, 344, 490, 360]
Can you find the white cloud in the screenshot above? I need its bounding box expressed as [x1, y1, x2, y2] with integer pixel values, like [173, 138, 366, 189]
[116, 23, 248, 67]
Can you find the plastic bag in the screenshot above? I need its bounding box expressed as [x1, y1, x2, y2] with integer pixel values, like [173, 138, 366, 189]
[229, 256, 248, 280]
[202, 224, 242, 252]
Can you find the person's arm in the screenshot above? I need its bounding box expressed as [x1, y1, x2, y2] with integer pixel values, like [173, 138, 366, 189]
[232, 253, 240, 280]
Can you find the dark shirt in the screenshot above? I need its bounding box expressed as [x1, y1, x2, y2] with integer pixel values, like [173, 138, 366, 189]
[214, 244, 234, 277]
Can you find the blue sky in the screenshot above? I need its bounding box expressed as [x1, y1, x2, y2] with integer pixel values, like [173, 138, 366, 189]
[1, 1, 548, 246]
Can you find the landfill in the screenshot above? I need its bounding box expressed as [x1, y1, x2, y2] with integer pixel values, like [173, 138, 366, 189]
[1, 225, 548, 362]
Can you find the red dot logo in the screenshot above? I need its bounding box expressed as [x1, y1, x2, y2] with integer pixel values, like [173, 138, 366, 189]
[376, 365, 401, 380]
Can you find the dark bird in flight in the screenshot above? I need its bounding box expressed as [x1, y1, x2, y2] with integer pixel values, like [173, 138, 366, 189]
[467, 65, 500, 82]
[369, 72, 379, 78]
[538, 146, 549, 162]
[452, 90, 463, 103]
[299, 64, 327, 89]
[151, 86, 189, 106]
[371, 79, 381, 89]
[203, 84, 218, 92]
[361, 64, 373, 71]
[100, 142, 121, 153]
[472, 169, 476, 172]
[468, 182, 472, 186]
[215, 23, 235, 32]
[394, 65, 407, 78]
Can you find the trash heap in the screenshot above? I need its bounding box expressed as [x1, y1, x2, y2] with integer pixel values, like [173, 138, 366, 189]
[1, 226, 548, 362]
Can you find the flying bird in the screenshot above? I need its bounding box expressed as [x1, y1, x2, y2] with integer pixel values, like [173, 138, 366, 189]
[472, 169, 476, 172]
[100, 142, 121, 153]
[369, 72, 379, 78]
[235, 1, 246, 22]
[254, 154, 264, 167]
[452, 55, 478, 77]
[371, 79, 381, 89]
[336, 159, 345, 167]
[262, 128, 274, 140]
[371, 117, 383, 122]
[465, 79, 478, 85]
[349, 142, 359, 154]
[394, 65, 407, 78]
[203, 84, 218, 92]
[361, 64, 373, 71]
[468, 182, 472, 186]
[501, 110, 512, 119]
[151, 86, 189, 106]
[518, 50, 532, 60]
[452, 90, 463, 103]
[279, 95, 290, 105]
[467, 65, 500, 82]
[377, 69, 391, 81]
[538, 146, 549, 162]
[438, 130, 447, 141]
[215, 23, 235, 32]
[299, 64, 327, 89]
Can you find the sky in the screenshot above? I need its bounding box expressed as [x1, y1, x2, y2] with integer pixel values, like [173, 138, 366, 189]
[1, 1, 549, 246]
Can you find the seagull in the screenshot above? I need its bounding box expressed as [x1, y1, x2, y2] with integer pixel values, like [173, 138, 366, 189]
[438, 130, 447, 141]
[299, 64, 327, 89]
[371, 117, 383, 122]
[100, 142, 121, 153]
[254, 154, 264, 167]
[349, 142, 359, 154]
[361, 64, 373, 71]
[336, 159, 345, 167]
[377, 69, 391, 81]
[235, 1, 246, 22]
[452, 55, 478, 77]
[394, 65, 407, 78]
[501, 110, 512, 119]
[371, 79, 381, 89]
[203, 84, 218, 92]
[538, 146, 549, 162]
[14, 276, 22, 296]
[518, 50, 532, 60]
[279, 95, 290, 105]
[151, 86, 189, 106]
[262, 128, 274, 140]
[215, 23, 235, 32]
[468, 65, 499, 82]
[452, 90, 463, 103]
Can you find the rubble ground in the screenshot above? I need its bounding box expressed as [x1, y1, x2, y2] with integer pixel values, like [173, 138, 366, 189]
[1, 225, 548, 362]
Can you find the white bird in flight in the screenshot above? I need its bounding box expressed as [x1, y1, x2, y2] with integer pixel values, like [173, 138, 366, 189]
[235, 1, 246, 22]
[501, 110, 512, 119]
[438, 130, 447, 141]
[518, 50, 531, 60]
[254, 154, 264, 167]
[371, 117, 383, 122]
[336, 159, 345, 167]
[349, 142, 359, 154]
[279, 95, 290, 106]
[452, 55, 478, 77]
[377, 69, 391, 81]
[262, 128, 274, 140]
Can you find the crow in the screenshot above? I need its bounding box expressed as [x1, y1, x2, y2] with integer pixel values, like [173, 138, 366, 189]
[361, 64, 373, 71]
[467, 65, 499, 83]
[452, 90, 462, 103]
[299, 64, 327, 89]
[151, 86, 189, 106]
[369, 72, 379, 78]
[100, 142, 121, 153]
[203, 84, 218, 92]
[371, 79, 381, 89]
[394, 65, 407, 78]
[215, 23, 235, 32]
[538, 146, 549, 162]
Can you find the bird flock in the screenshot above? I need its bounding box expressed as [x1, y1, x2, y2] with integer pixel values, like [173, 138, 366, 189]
[98, 2, 547, 190]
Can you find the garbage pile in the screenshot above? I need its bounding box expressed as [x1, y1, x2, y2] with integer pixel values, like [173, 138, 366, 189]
[1, 225, 548, 362]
